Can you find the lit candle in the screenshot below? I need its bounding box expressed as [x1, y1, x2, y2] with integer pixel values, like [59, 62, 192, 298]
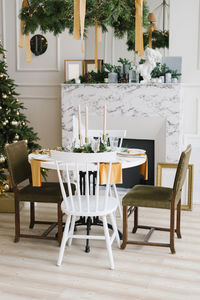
[78, 104, 81, 141]
[103, 104, 106, 142]
[85, 105, 88, 144]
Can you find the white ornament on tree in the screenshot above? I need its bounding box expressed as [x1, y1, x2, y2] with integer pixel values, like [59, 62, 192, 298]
[11, 120, 18, 126]
[138, 48, 162, 83]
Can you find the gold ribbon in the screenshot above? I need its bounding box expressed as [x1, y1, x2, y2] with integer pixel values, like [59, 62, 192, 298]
[95, 20, 98, 69]
[99, 163, 122, 185]
[94, 21, 102, 70]
[140, 154, 148, 180]
[73, 0, 80, 40]
[30, 159, 45, 187]
[135, 0, 144, 57]
[80, 0, 86, 53]
[148, 25, 153, 48]
[19, 0, 31, 63]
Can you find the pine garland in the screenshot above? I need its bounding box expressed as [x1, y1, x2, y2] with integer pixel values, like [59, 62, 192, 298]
[19, 0, 162, 51]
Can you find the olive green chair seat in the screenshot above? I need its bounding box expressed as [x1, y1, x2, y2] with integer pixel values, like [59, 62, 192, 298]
[5, 140, 75, 245]
[18, 182, 68, 203]
[123, 185, 173, 209]
[121, 145, 192, 254]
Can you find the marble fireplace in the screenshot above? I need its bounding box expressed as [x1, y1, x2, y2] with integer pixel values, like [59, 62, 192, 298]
[61, 83, 183, 179]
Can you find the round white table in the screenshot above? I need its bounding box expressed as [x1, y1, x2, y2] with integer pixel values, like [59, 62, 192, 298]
[29, 152, 146, 171]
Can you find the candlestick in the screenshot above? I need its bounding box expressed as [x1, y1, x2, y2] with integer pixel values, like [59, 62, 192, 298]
[85, 105, 88, 144]
[103, 104, 106, 142]
[78, 104, 81, 141]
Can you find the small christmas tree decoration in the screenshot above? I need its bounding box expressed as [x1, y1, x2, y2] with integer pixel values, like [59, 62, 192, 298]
[16, 98, 19, 102]
[14, 134, 20, 140]
[0, 156, 6, 164]
[2, 93, 7, 99]
[11, 120, 18, 126]
[3, 183, 9, 191]
[2, 121, 7, 126]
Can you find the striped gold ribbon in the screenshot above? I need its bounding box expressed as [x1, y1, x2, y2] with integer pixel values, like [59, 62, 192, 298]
[73, 0, 80, 40]
[135, 0, 144, 57]
[94, 20, 102, 70]
[19, 0, 31, 63]
[148, 25, 153, 48]
[80, 0, 86, 53]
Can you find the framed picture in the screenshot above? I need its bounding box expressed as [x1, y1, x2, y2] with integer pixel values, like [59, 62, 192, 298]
[156, 163, 193, 211]
[64, 60, 84, 81]
[84, 59, 104, 73]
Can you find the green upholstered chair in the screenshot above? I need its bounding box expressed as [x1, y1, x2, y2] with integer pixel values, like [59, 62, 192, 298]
[5, 140, 75, 245]
[121, 145, 192, 254]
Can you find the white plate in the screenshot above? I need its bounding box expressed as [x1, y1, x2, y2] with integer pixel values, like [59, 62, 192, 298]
[117, 148, 146, 156]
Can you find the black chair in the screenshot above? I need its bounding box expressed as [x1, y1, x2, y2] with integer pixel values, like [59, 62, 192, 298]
[5, 141, 75, 244]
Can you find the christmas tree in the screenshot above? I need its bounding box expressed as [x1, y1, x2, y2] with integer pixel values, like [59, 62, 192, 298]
[0, 41, 41, 195]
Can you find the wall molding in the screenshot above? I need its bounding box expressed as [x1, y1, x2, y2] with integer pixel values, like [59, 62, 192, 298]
[2, 0, 6, 49]
[182, 84, 200, 88]
[20, 96, 59, 100]
[198, 1, 200, 69]
[16, 83, 60, 87]
[15, 0, 60, 72]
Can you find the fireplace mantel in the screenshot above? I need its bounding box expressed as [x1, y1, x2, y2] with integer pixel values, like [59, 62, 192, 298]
[61, 83, 183, 164]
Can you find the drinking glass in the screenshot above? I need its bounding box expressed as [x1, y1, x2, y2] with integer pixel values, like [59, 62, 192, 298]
[109, 137, 119, 150]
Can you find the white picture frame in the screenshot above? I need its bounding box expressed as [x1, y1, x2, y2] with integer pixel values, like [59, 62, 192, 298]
[64, 60, 84, 81]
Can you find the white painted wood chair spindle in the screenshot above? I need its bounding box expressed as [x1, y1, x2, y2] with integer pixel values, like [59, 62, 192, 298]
[51, 151, 121, 270]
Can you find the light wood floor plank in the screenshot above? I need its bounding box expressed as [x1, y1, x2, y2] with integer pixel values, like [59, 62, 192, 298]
[0, 203, 200, 299]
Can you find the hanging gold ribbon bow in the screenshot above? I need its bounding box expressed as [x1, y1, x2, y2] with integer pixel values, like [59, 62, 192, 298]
[73, 0, 86, 53]
[94, 20, 102, 70]
[80, 0, 86, 53]
[135, 0, 144, 57]
[73, 0, 80, 40]
[19, 0, 31, 63]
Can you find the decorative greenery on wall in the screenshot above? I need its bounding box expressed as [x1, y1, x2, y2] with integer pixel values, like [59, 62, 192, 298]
[19, 0, 160, 51]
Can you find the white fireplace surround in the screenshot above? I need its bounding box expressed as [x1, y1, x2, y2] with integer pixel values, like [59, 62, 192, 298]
[61, 83, 183, 178]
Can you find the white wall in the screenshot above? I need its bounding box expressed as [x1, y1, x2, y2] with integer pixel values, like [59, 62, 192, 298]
[1, 0, 200, 202]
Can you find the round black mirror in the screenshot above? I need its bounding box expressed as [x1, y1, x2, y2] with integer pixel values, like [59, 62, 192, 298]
[30, 35, 48, 56]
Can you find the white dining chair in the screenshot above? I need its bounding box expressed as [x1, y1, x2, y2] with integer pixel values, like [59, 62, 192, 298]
[52, 151, 121, 270]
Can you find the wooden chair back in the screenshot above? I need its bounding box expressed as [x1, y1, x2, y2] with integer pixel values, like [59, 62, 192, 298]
[173, 144, 192, 205]
[5, 141, 31, 187]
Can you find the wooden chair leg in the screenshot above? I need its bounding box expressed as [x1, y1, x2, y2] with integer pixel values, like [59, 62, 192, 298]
[170, 201, 176, 254]
[121, 206, 128, 249]
[57, 203, 63, 246]
[176, 199, 181, 239]
[14, 196, 20, 243]
[29, 202, 35, 229]
[132, 207, 138, 233]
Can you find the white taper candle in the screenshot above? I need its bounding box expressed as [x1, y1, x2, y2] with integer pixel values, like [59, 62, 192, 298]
[78, 104, 81, 140]
[85, 105, 88, 143]
[103, 104, 106, 141]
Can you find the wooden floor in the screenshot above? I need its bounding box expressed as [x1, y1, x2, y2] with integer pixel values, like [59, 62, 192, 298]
[0, 203, 200, 300]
